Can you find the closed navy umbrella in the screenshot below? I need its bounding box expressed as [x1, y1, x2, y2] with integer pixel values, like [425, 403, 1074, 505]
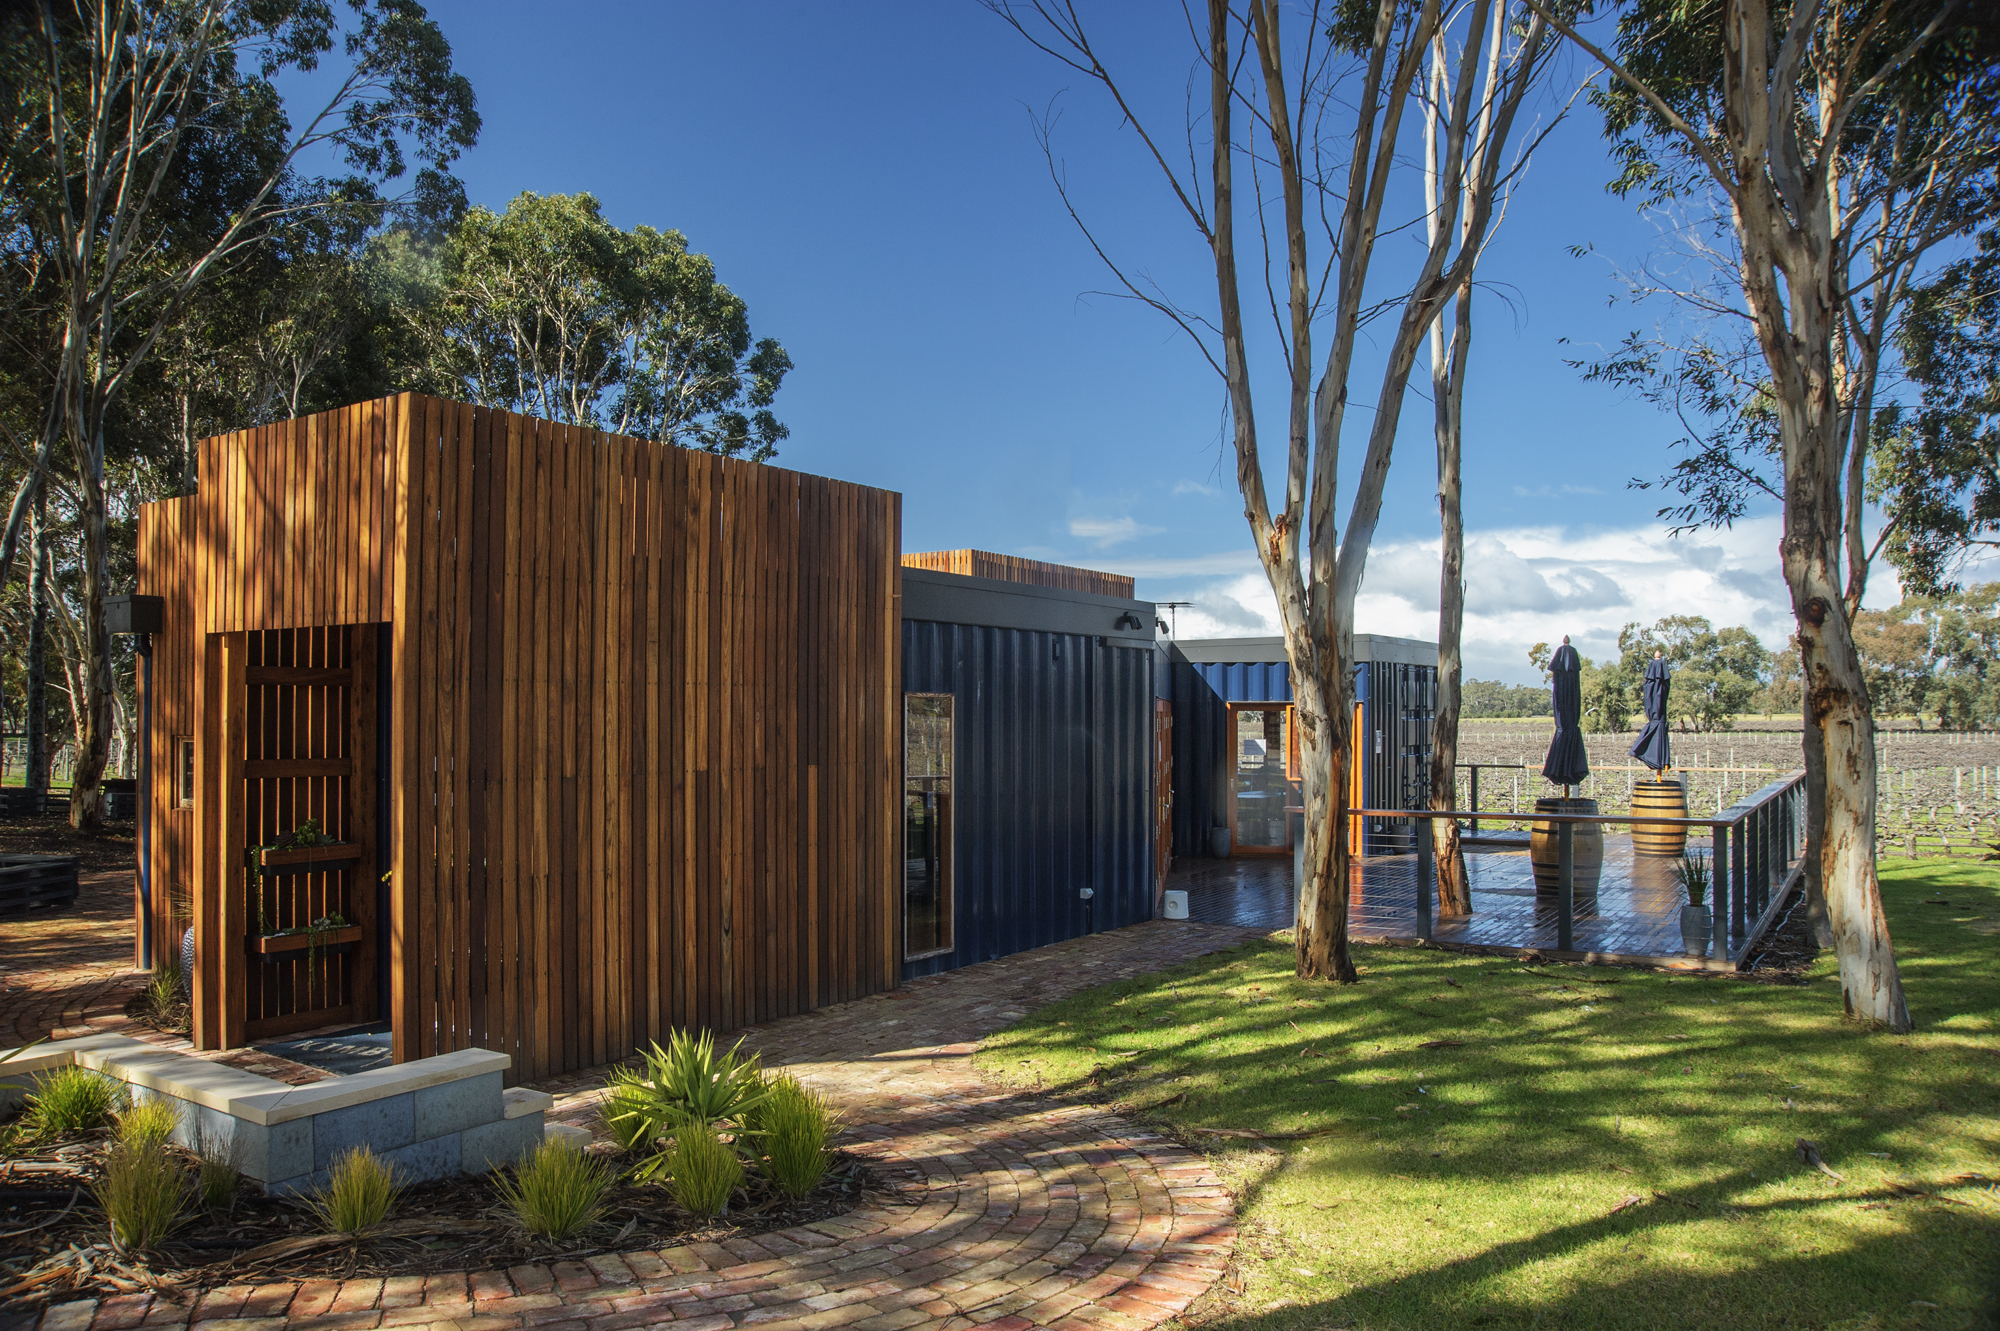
[1542, 637, 1590, 792]
[1629, 653, 1673, 773]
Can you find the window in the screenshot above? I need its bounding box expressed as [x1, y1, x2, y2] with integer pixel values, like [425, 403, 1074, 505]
[175, 738, 195, 808]
[903, 694, 953, 959]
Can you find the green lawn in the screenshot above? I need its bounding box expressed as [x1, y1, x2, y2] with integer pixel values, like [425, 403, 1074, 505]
[976, 861, 2000, 1329]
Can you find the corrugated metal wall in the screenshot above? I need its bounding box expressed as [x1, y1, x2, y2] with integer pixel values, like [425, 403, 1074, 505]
[1169, 659, 1292, 856]
[1171, 653, 1436, 857]
[1359, 661, 1436, 853]
[901, 622, 1155, 980]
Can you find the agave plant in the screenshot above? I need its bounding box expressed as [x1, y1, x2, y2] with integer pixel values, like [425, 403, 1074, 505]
[606, 1029, 767, 1163]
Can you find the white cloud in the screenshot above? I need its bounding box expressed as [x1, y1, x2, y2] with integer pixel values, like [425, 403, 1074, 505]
[1096, 549, 1260, 579]
[1140, 517, 1869, 683]
[1068, 515, 1163, 548]
[1355, 517, 1796, 681]
[1172, 478, 1225, 497]
[1165, 572, 1284, 638]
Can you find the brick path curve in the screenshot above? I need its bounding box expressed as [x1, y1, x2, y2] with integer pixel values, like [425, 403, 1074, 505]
[24, 920, 1263, 1331]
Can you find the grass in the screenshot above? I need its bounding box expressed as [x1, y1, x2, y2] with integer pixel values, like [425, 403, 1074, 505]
[492, 1137, 615, 1240]
[976, 860, 2000, 1330]
[22, 1065, 126, 1138]
[665, 1119, 743, 1218]
[96, 1139, 189, 1252]
[752, 1074, 842, 1199]
[305, 1146, 400, 1234]
[114, 1096, 181, 1149]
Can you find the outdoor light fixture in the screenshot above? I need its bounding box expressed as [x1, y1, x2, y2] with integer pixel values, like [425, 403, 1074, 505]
[1113, 611, 1144, 631]
[107, 594, 165, 970]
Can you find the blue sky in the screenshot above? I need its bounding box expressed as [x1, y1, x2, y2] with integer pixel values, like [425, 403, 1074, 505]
[409, 0, 1854, 683]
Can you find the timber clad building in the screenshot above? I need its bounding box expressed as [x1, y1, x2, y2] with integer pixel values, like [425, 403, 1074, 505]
[136, 393, 1431, 1082]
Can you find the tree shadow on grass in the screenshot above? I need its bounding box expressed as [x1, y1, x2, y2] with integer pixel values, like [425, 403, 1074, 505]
[1199, 1187, 2000, 1330]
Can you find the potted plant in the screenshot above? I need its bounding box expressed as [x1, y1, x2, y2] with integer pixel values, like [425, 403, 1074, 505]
[1675, 852, 1713, 955]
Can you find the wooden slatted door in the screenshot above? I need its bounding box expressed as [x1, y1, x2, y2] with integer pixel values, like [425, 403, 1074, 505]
[236, 626, 379, 1041]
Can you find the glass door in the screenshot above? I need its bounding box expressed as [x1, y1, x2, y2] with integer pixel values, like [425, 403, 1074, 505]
[1229, 704, 1294, 854]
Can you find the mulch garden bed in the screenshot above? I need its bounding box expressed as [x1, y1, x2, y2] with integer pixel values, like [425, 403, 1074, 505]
[0, 1127, 876, 1320]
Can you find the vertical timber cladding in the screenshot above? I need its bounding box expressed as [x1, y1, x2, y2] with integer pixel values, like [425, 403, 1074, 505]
[139, 393, 900, 1080]
[135, 496, 199, 974]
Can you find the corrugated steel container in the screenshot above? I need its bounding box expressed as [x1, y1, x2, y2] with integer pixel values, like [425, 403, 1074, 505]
[901, 622, 1155, 979]
[1357, 660, 1437, 853]
[1168, 658, 1292, 856]
[1170, 637, 1436, 857]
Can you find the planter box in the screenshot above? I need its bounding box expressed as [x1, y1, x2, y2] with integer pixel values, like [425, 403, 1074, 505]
[252, 925, 363, 957]
[254, 842, 362, 873]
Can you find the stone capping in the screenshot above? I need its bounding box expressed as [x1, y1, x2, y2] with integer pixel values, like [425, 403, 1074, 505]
[502, 1085, 553, 1119]
[0, 1034, 506, 1126]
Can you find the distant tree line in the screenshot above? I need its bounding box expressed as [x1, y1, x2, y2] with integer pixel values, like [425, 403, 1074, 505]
[1462, 585, 2000, 734]
[1, 3, 792, 826]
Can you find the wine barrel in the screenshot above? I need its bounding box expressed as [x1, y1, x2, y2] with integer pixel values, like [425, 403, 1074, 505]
[1530, 796, 1604, 892]
[1631, 779, 1690, 857]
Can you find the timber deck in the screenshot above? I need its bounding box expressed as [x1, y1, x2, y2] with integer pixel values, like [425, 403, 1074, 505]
[1170, 835, 1797, 971]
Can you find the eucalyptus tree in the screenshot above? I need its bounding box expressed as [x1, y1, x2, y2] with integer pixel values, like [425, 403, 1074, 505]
[0, 0, 477, 829]
[1531, 0, 2000, 1028]
[402, 191, 792, 460]
[994, 0, 1550, 979]
[1421, 0, 1567, 915]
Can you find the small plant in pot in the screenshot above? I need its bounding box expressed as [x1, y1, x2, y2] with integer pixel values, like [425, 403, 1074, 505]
[1675, 852, 1713, 955]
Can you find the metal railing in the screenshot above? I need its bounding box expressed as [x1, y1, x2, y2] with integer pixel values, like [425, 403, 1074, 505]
[1359, 768, 1807, 964]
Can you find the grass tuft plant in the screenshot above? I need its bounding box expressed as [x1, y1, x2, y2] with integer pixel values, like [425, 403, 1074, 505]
[140, 960, 189, 1029]
[492, 1136, 615, 1240]
[24, 1065, 126, 1138]
[752, 1074, 841, 1199]
[194, 1130, 241, 1210]
[1675, 850, 1712, 907]
[96, 1139, 189, 1253]
[664, 1119, 742, 1218]
[304, 1146, 400, 1233]
[115, 1097, 182, 1150]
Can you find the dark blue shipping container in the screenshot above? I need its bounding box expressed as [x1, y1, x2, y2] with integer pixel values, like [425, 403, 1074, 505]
[900, 571, 1158, 980]
[1169, 636, 1436, 858]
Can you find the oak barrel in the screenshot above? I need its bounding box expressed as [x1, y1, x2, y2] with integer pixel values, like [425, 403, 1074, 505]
[1631, 779, 1690, 857]
[1530, 797, 1604, 892]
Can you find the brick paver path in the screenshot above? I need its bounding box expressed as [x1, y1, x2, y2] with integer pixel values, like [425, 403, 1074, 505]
[22, 919, 1268, 1330]
[2, 867, 149, 1047]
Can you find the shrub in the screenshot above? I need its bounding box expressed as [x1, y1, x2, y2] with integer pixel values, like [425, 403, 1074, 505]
[24, 1065, 125, 1138]
[96, 1140, 188, 1252]
[304, 1146, 399, 1233]
[752, 1074, 841, 1200]
[116, 1097, 182, 1150]
[664, 1119, 742, 1218]
[492, 1137, 615, 1240]
[608, 1029, 767, 1152]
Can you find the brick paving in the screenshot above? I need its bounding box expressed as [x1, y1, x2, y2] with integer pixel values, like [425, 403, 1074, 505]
[14, 913, 1269, 1330]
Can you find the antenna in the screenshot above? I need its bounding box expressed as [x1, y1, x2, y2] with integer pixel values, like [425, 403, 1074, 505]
[1156, 601, 1194, 636]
